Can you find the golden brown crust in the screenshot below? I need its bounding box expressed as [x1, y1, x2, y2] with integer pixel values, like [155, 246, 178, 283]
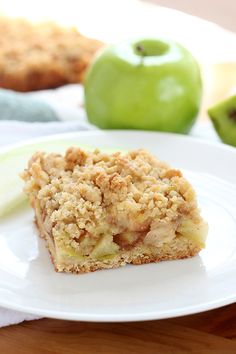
[0, 17, 103, 91]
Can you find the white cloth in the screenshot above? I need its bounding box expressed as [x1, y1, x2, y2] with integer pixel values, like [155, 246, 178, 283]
[0, 81, 222, 327]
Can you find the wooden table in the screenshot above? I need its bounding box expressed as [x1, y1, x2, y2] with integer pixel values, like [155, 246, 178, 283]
[0, 303, 235, 353]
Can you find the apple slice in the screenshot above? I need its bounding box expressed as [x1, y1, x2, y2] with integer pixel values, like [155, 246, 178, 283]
[0, 140, 89, 218]
[208, 95, 236, 147]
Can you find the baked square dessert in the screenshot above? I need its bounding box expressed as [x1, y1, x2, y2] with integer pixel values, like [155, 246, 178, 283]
[0, 17, 103, 92]
[21, 148, 208, 274]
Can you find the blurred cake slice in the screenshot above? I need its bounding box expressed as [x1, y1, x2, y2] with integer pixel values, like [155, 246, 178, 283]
[21, 148, 208, 274]
[0, 17, 103, 91]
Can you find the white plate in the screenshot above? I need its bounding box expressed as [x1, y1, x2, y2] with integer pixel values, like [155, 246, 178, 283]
[0, 130, 236, 322]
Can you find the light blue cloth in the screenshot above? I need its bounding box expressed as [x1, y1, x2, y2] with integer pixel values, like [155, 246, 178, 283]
[0, 89, 59, 122]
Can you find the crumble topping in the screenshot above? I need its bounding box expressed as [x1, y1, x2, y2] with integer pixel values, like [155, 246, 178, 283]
[21, 148, 200, 255]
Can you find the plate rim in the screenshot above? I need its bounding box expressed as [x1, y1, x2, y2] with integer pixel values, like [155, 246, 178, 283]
[1, 129, 236, 156]
[0, 293, 235, 322]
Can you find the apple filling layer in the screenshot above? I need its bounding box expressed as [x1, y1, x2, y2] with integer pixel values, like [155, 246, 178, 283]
[22, 148, 208, 273]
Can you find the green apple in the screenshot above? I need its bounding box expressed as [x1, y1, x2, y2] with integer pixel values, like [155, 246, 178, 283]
[84, 38, 202, 133]
[208, 95, 236, 147]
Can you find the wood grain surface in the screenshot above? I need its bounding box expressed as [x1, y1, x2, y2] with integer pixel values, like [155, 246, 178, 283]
[0, 303, 235, 354]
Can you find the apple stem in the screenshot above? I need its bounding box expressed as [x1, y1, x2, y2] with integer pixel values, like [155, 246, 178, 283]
[136, 44, 146, 56]
[136, 44, 146, 65]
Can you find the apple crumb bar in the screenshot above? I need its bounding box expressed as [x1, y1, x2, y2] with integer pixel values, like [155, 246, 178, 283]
[0, 17, 103, 92]
[21, 148, 208, 274]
